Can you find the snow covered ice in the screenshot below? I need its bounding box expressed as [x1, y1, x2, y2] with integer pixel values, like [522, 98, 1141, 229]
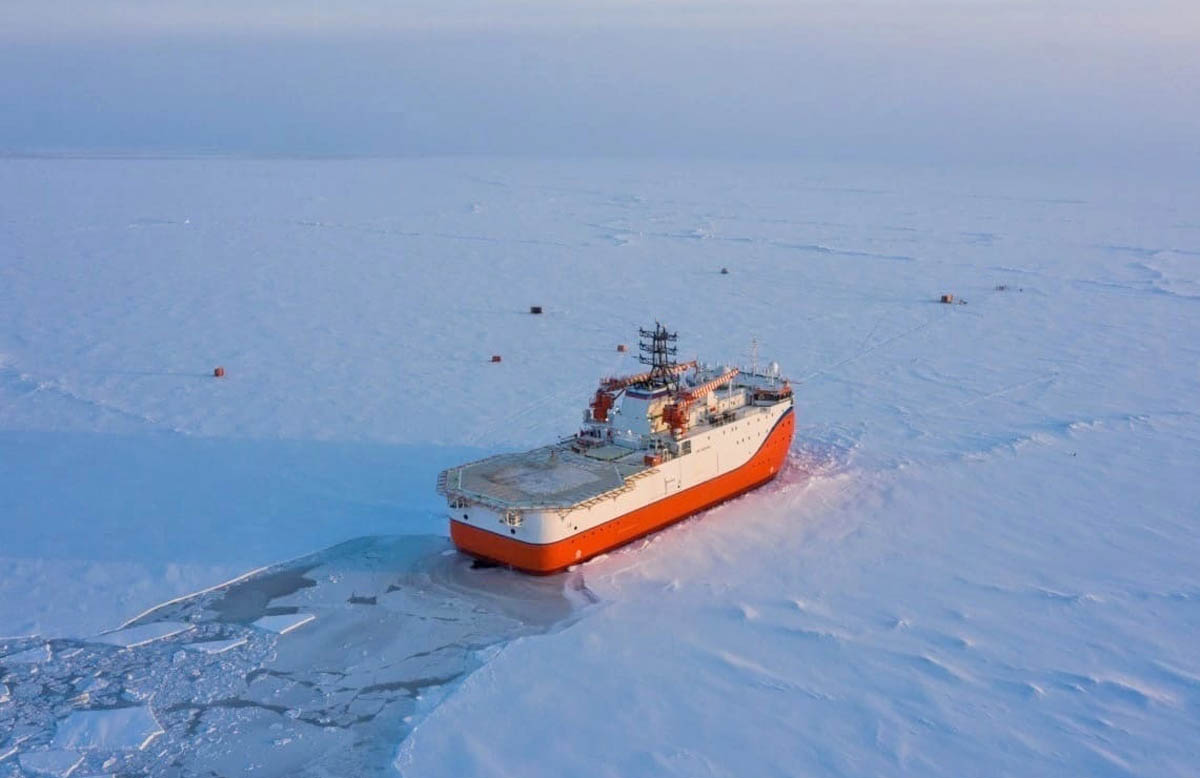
[1, 156, 1198, 776]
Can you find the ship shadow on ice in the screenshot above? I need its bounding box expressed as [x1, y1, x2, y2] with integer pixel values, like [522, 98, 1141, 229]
[0, 535, 596, 778]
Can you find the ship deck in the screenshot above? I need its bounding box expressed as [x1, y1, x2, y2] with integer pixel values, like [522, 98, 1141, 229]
[438, 444, 651, 510]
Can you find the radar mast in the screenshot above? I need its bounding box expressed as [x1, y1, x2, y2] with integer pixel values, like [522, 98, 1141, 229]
[638, 322, 680, 391]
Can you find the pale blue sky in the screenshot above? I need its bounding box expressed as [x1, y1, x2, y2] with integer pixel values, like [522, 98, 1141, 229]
[1, 1, 1196, 165]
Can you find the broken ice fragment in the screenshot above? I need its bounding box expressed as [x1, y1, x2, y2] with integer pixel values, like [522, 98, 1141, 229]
[92, 622, 193, 648]
[52, 706, 165, 751]
[252, 613, 315, 634]
[182, 637, 248, 654]
[18, 750, 84, 777]
[2, 643, 51, 664]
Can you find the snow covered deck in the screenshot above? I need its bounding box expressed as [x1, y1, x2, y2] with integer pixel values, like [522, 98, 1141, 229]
[438, 445, 650, 510]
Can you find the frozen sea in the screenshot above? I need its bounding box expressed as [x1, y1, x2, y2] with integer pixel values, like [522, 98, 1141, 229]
[1, 156, 1198, 777]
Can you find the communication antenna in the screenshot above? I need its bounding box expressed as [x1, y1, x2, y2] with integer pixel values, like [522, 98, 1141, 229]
[638, 322, 680, 391]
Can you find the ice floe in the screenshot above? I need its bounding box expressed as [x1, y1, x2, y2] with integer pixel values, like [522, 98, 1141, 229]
[51, 706, 164, 751]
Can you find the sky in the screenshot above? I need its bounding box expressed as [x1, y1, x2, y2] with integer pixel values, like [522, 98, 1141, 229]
[1, 0, 1197, 166]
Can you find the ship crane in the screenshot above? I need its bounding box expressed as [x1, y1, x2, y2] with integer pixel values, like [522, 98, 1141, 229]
[590, 361, 697, 422]
[662, 367, 739, 433]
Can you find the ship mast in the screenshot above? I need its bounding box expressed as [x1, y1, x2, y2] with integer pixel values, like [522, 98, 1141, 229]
[638, 322, 681, 392]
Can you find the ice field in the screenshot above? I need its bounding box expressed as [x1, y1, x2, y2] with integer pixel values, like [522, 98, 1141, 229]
[1, 156, 1198, 776]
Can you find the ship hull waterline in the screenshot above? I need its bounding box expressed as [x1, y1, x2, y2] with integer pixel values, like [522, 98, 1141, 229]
[450, 408, 796, 574]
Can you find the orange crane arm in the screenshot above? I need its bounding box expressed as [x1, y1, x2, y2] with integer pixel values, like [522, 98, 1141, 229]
[590, 361, 700, 422]
[662, 368, 739, 432]
[600, 360, 697, 391]
[680, 367, 739, 402]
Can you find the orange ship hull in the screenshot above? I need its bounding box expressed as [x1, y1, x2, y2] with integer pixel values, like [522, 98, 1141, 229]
[451, 408, 795, 574]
